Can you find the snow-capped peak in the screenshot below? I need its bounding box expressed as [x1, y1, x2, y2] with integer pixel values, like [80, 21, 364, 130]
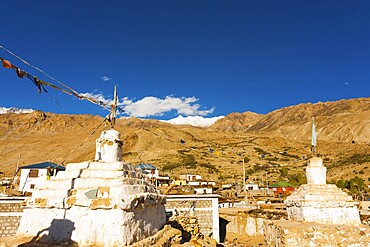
[162, 115, 224, 127]
[0, 107, 34, 114]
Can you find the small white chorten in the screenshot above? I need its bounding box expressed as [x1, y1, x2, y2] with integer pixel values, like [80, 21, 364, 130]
[285, 157, 361, 226]
[305, 157, 326, 184]
[95, 129, 123, 162]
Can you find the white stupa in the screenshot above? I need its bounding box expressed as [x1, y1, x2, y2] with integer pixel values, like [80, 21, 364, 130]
[16, 128, 166, 245]
[284, 157, 361, 226]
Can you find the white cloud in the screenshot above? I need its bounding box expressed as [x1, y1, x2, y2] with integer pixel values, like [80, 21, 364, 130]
[101, 76, 111, 81]
[121, 96, 215, 117]
[78, 92, 215, 118]
[79, 92, 113, 105]
[344, 81, 349, 85]
[162, 115, 224, 127]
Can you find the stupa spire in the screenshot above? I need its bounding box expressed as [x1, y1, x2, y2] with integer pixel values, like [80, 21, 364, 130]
[105, 85, 118, 129]
[311, 117, 317, 155]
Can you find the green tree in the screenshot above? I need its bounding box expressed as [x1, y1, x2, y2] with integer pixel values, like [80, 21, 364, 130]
[336, 179, 346, 189]
[289, 173, 307, 186]
[349, 176, 366, 193]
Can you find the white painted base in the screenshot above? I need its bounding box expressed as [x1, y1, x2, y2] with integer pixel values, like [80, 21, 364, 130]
[285, 184, 361, 226]
[286, 206, 361, 226]
[16, 160, 166, 246]
[17, 206, 166, 246]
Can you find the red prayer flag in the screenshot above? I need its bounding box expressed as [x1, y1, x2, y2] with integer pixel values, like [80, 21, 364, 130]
[1, 59, 12, 68]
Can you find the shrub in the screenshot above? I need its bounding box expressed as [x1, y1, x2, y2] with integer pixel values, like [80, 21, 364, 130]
[266, 157, 279, 162]
[199, 163, 219, 172]
[336, 154, 370, 166]
[289, 173, 307, 186]
[280, 167, 288, 177]
[162, 163, 179, 171]
[281, 153, 301, 160]
[254, 147, 269, 155]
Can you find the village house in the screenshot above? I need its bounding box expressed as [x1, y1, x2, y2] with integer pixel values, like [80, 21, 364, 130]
[245, 181, 259, 191]
[179, 174, 202, 182]
[172, 179, 187, 186]
[194, 187, 213, 194]
[179, 174, 202, 185]
[269, 181, 296, 195]
[18, 162, 65, 194]
[135, 163, 170, 186]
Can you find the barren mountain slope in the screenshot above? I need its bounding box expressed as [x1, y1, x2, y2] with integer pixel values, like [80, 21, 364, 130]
[212, 98, 370, 144]
[210, 111, 262, 132]
[0, 112, 244, 177]
[0, 98, 369, 184]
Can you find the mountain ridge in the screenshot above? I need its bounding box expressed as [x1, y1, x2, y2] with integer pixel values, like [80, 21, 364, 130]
[0, 97, 369, 184]
[210, 97, 370, 144]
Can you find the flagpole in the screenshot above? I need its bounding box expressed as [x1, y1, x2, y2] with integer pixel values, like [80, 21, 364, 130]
[311, 117, 317, 156]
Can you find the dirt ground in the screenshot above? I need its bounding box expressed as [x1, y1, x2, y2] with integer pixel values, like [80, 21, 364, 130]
[223, 232, 265, 246]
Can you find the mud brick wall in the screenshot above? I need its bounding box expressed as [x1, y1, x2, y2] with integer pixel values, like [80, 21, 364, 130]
[0, 216, 22, 237]
[166, 197, 214, 236]
[0, 198, 25, 237]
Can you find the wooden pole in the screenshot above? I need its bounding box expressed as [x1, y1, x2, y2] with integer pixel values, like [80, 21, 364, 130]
[243, 157, 247, 206]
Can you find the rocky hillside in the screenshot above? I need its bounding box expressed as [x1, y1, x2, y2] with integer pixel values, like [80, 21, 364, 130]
[0, 97, 369, 185]
[210, 111, 262, 132]
[211, 98, 370, 144]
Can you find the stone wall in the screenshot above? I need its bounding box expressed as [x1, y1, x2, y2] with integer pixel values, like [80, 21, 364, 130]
[220, 211, 265, 237]
[166, 194, 219, 242]
[166, 199, 213, 235]
[219, 209, 286, 243]
[0, 198, 25, 237]
[264, 219, 370, 247]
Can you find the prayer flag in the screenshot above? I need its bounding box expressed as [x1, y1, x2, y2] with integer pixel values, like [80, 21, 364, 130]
[1, 59, 12, 68]
[311, 120, 317, 146]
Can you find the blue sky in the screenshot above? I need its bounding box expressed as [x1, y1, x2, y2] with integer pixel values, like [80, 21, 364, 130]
[0, 1, 369, 119]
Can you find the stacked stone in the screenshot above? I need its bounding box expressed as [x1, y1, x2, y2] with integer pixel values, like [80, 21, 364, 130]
[264, 220, 370, 247]
[0, 202, 23, 213]
[0, 216, 22, 237]
[361, 215, 370, 226]
[26, 161, 164, 210]
[0, 200, 23, 237]
[166, 198, 215, 237]
[169, 213, 221, 246]
[170, 214, 202, 239]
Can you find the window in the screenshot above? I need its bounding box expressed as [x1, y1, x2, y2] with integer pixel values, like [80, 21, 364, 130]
[30, 184, 35, 189]
[29, 169, 39, 178]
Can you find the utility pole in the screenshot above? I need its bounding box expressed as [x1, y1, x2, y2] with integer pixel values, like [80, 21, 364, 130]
[265, 172, 268, 196]
[243, 157, 247, 206]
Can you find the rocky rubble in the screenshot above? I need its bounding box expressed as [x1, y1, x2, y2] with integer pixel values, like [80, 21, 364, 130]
[264, 219, 370, 247]
[361, 214, 370, 226]
[169, 213, 218, 247]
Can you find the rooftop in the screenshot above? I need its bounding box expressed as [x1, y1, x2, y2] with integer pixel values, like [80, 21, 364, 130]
[20, 162, 65, 170]
[136, 163, 157, 170]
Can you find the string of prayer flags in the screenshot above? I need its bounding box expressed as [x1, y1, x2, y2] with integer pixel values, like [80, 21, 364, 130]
[0, 55, 124, 113]
[1, 57, 27, 79]
[26, 74, 42, 93]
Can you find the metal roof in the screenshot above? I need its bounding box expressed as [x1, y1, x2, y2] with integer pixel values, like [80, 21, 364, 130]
[269, 181, 295, 187]
[136, 163, 157, 170]
[20, 162, 65, 170]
